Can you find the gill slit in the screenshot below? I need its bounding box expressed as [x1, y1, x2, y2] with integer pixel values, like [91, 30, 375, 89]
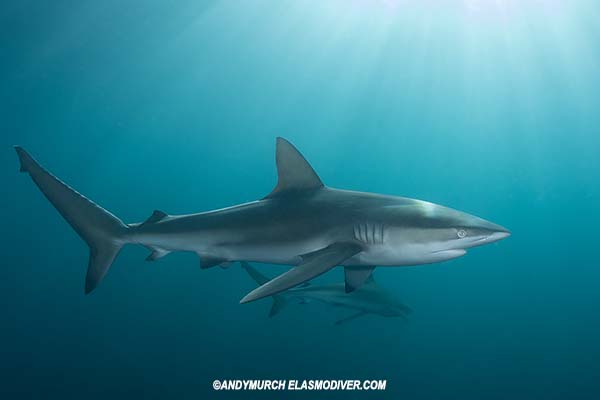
[354, 222, 385, 245]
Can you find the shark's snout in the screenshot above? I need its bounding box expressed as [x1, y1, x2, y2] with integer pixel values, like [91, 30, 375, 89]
[467, 222, 511, 247]
[479, 219, 511, 243]
[446, 212, 511, 250]
[486, 229, 511, 243]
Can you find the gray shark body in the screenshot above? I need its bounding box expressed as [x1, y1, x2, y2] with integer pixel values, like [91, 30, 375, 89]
[15, 137, 510, 302]
[241, 262, 411, 324]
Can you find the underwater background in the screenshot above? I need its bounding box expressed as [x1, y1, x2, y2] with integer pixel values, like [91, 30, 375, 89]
[2, 1, 600, 399]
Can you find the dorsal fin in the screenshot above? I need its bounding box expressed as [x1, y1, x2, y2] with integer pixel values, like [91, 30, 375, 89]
[265, 137, 324, 198]
[141, 210, 168, 226]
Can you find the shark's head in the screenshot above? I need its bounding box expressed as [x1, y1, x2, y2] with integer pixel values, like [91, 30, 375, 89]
[383, 200, 510, 264]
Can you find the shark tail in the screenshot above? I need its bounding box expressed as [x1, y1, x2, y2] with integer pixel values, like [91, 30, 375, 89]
[15, 146, 130, 294]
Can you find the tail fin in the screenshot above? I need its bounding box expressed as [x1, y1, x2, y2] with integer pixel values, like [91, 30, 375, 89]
[15, 146, 129, 294]
[240, 261, 287, 317]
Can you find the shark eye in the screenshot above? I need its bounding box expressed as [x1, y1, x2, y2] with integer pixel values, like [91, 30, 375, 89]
[457, 229, 467, 238]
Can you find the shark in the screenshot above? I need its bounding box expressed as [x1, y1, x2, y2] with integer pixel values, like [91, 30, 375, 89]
[14, 137, 510, 302]
[241, 261, 412, 325]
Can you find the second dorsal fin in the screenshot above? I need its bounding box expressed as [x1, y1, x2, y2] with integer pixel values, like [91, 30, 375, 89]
[265, 137, 324, 199]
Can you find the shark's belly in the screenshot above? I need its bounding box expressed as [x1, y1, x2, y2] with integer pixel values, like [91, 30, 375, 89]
[343, 243, 465, 266]
[210, 237, 332, 265]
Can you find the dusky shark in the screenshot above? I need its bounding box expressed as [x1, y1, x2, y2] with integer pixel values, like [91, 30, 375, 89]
[14, 137, 510, 302]
[241, 262, 412, 325]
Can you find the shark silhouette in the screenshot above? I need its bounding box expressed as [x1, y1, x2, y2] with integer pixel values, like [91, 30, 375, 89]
[241, 262, 411, 325]
[15, 137, 510, 302]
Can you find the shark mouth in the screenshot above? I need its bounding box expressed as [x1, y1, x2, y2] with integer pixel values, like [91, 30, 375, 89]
[430, 249, 467, 258]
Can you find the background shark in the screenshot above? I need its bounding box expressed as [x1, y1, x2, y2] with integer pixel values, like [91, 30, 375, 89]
[241, 262, 412, 325]
[15, 137, 509, 302]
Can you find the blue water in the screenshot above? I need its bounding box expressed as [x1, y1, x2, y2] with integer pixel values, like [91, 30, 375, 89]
[2, 1, 600, 398]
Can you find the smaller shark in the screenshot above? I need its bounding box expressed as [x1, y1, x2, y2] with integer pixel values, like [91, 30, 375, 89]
[241, 262, 412, 325]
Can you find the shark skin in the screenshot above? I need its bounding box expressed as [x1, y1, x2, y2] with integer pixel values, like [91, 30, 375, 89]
[241, 262, 411, 325]
[14, 137, 510, 300]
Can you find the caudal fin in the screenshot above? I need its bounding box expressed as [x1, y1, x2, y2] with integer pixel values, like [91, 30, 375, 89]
[15, 146, 129, 293]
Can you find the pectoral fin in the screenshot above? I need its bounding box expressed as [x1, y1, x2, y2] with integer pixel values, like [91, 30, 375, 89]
[344, 266, 375, 293]
[239, 242, 362, 304]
